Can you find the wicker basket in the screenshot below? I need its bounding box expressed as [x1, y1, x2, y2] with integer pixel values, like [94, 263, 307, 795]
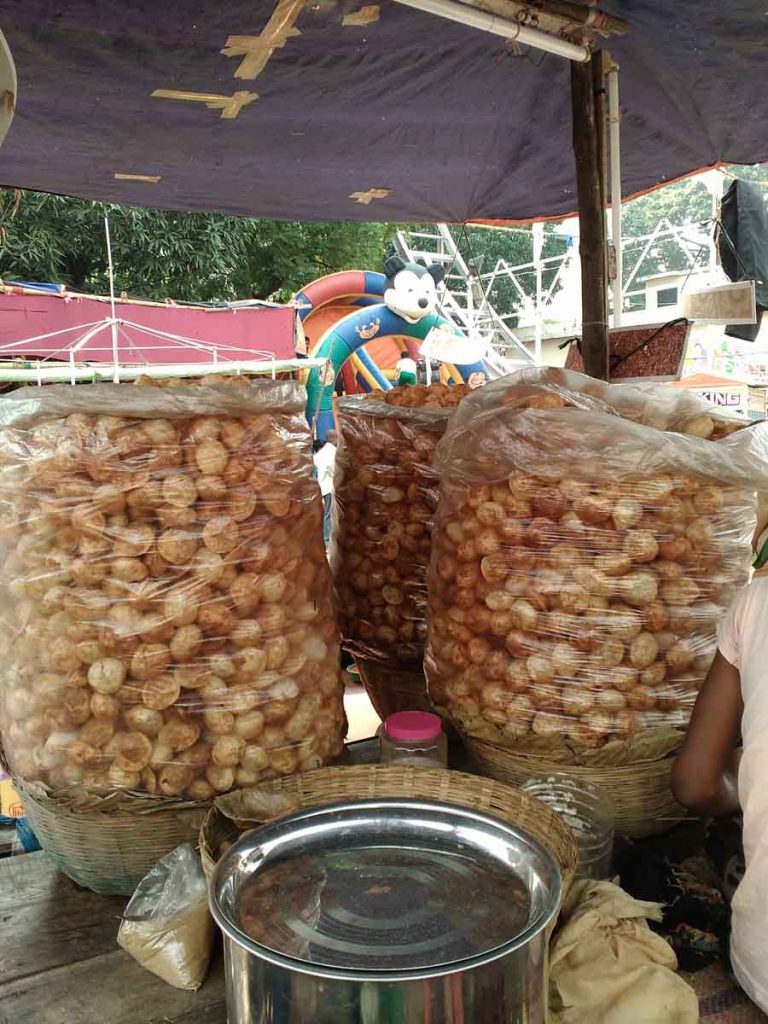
[465, 738, 684, 839]
[17, 779, 207, 895]
[199, 764, 579, 902]
[355, 659, 434, 720]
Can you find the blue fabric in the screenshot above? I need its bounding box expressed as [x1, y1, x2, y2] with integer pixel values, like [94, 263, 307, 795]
[0, 815, 41, 853]
[14, 818, 41, 853]
[13, 282, 65, 293]
[2, 3, 766, 223]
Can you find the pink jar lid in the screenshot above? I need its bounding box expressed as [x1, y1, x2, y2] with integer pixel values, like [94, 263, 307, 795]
[384, 711, 442, 742]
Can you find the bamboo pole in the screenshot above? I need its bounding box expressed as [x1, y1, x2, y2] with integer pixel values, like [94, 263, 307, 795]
[571, 50, 609, 380]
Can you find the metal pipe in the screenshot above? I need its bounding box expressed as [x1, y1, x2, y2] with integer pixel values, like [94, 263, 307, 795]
[0, 357, 327, 384]
[0, 319, 105, 354]
[533, 221, 544, 364]
[607, 62, 622, 326]
[390, 0, 591, 62]
[70, 319, 114, 354]
[104, 215, 121, 381]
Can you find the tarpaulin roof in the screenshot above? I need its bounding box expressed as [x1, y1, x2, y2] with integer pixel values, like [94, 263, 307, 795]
[0, 2, 766, 224]
[0, 290, 296, 363]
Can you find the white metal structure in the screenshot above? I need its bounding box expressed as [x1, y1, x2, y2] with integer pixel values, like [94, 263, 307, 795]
[620, 217, 713, 312]
[394, 225, 535, 366]
[397, 210, 718, 366]
[608, 61, 623, 327]
[0, 311, 325, 385]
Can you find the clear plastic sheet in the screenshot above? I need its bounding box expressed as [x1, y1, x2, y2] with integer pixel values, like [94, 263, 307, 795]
[332, 384, 469, 667]
[447, 366, 749, 439]
[0, 379, 346, 799]
[425, 375, 768, 759]
[118, 842, 214, 990]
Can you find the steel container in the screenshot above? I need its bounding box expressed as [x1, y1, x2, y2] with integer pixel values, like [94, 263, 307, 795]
[209, 798, 561, 1024]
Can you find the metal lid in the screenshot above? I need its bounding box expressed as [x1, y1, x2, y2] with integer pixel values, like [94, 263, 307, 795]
[209, 798, 561, 982]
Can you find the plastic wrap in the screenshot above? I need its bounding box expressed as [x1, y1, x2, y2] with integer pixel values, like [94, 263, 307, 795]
[332, 384, 469, 666]
[118, 842, 214, 990]
[0, 379, 346, 799]
[454, 366, 749, 439]
[425, 376, 768, 760]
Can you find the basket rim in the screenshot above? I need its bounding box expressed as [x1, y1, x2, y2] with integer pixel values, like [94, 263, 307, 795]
[199, 764, 579, 887]
[209, 796, 563, 983]
[463, 735, 679, 771]
[14, 775, 207, 820]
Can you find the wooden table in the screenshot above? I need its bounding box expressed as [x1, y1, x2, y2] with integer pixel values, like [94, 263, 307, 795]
[0, 742, 380, 1024]
[0, 741, 471, 1023]
[1, 752, 753, 1023]
[0, 852, 227, 1024]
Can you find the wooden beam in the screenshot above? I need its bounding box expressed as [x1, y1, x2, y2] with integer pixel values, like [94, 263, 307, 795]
[571, 50, 609, 380]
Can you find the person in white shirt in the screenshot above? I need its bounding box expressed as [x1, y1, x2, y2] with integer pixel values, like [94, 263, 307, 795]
[395, 355, 417, 386]
[313, 430, 337, 544]
[673, 511, 768, 1012]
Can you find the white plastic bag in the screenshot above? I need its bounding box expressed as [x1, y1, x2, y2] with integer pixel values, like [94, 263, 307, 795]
[118, 842, 214, 990]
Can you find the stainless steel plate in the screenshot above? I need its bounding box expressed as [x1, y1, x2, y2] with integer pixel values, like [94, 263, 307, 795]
[210, 799, 561, 980]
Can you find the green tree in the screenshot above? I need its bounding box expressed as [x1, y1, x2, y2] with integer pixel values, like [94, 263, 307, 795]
[620, 178, 712, 289]
[620, 163, 768, 290]
[0, 189, 393, 302]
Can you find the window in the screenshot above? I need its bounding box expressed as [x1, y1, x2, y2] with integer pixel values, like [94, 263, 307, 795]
[657, 286, 678, 308]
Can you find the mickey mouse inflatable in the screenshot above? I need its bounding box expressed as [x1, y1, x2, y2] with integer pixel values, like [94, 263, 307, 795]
[302, 258, 490, 439]
[383, 256, 445, 324]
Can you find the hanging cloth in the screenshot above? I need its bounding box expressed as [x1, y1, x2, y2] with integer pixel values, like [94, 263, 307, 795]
[548, 880, 699, 1024]
[718, 179, 768, 342]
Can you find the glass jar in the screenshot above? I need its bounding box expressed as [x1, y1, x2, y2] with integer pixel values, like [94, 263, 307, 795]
[379, 712, 447, 768]
[522, 774, 614, 880]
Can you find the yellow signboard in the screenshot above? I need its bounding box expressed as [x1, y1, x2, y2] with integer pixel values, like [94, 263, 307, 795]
[0, 771, 23, 818]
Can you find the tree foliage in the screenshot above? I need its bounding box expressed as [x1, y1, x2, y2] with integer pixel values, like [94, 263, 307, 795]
[0, 190, 393, 302]
[1, 164, 766, 319]
[621, 164, 768, 287]
[463, 224, 569, 316]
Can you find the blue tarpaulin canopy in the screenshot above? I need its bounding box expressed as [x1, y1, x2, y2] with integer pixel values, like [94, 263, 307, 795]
[0, 1, 765, 223]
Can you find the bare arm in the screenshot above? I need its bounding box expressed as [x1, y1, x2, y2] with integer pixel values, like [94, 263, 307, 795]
[672, 651, 743, 816]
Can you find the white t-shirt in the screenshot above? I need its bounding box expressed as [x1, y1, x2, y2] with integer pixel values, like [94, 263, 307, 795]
[717, 577, 768, 1012]
[313, 442, 336, 497]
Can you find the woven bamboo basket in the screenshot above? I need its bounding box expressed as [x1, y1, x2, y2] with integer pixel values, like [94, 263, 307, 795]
[355, 658, 434, 720]
[465, 738, 684, 839]
[199, 764, 578, 904]
[17, 779, 208, 895]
